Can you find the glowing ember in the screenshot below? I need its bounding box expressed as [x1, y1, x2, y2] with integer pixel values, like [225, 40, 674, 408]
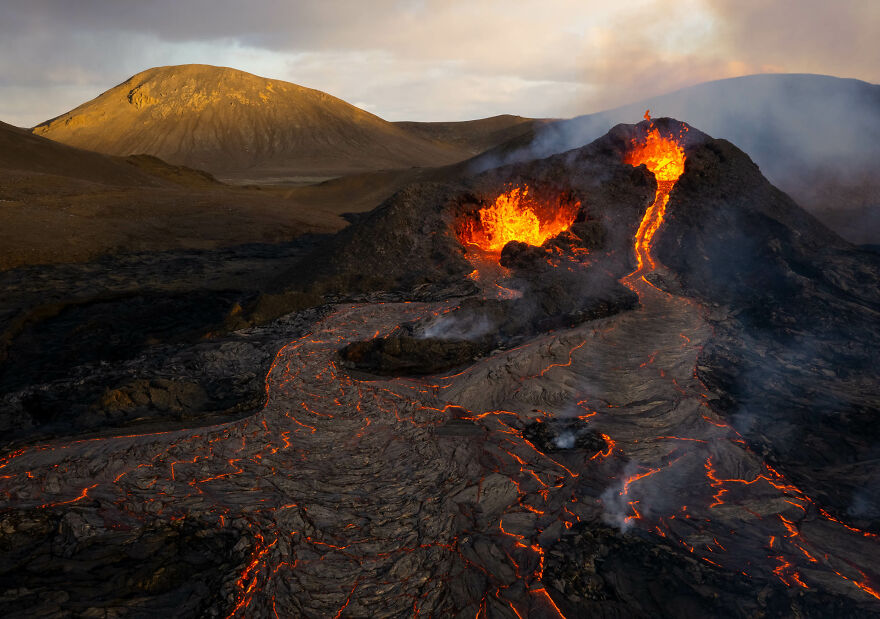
[459, 186, 580, 253]
[625, 111, 687, 273]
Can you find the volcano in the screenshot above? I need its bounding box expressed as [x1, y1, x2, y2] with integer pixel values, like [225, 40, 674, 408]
[1, 118, 878, 617]
[472, 74, 880, 245]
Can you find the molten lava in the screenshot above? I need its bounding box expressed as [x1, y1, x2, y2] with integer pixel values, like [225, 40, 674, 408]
[625, 111, 686, 273]
[459, 186, 580, 253]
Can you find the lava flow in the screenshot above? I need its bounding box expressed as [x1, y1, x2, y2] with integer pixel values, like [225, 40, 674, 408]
[458, 185, 580, 253]
[624, 110, 686, 276]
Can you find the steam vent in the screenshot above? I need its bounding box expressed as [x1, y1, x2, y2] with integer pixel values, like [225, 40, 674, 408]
[2, 117, 880, 618]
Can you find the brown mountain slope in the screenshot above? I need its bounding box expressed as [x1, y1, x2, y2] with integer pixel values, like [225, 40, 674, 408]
[0, 118, 347, 270]
[0, 120, 163, 187]
[32, 65, 469, 179]
[1, 119, 222, 190]
[394, 114, 547, 156]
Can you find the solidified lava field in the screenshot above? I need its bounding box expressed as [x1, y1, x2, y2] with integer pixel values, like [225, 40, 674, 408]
[1, 118, 879, 618]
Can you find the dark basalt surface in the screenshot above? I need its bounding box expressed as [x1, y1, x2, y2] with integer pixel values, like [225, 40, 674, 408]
[0, 510, 244, 617]
[544, 524, 866, 619]
[0, 239, 331, 448]
[338, 237, 639, 376]
[340, 334, 489, 375]
[338, 287, 639, 377]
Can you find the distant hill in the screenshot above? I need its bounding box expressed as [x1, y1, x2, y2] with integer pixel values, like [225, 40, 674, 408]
[32, 65, 471, 180]
[474, 74, 880, 244]
[395, 115, 545, 156]
[0, 120, 161, 187]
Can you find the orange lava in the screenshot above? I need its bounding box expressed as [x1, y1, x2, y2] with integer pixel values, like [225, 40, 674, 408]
[459, 185, 580, 253]
[624, 111, 686, 273]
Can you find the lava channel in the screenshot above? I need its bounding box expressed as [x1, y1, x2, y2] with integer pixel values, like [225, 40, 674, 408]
[623, 110, 686, 281]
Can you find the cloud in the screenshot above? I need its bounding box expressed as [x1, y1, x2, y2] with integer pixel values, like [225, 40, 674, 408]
[0, 0, 876, 127]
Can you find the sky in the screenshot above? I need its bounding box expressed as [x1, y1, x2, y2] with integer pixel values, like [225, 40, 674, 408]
[0, 0, 877, 127]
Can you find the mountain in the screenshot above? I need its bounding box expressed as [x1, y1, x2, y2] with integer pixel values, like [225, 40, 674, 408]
[475, 74, 880, 244]
[32, 64, 470, 180]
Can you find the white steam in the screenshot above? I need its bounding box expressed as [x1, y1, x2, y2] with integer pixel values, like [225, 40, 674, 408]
[418, 314, 494, 340]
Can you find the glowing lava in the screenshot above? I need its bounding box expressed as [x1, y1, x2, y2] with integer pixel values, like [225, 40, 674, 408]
[624, 111, 686, 274]
[459, 185, 580, 253]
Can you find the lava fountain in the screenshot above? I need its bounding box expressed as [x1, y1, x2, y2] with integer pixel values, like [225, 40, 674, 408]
[624, 111, 686, 275]
[458, 185, 580, 254]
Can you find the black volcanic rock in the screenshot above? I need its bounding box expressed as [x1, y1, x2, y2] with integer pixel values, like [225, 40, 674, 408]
[654, 133, 880, 530]
[278, 182, 477, 297]
[569, 220, 607, 250]
[336, 272, 637, 377]
[0, 510, 245, 617]
[545, 524, 869, 618]
[0, 240, 333, 448]
[656, 136, 851, 306]
[499, 240, 546, 270]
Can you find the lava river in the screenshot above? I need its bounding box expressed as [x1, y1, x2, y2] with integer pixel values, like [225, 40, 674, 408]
[1, 118, 879, 617]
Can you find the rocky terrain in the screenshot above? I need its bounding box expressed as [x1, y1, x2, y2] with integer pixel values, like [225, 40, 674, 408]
[1, 119, 878, 617]
[0, 237, 335, 448]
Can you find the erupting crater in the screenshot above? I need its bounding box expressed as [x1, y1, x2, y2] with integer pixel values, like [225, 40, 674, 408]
[457, 185, 581, 254]
[624, 111, 687, 274]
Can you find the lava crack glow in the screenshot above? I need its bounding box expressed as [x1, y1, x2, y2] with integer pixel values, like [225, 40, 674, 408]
[458, 185, 580, 253]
